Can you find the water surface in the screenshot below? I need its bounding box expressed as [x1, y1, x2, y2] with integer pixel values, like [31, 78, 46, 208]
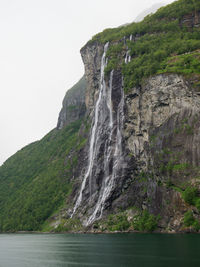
[0, 233, 200, 267]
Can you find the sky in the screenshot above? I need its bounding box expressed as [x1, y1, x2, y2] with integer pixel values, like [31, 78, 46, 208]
[0, 0, 175, 165]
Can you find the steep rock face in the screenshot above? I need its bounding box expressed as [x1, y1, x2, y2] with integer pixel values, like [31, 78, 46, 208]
[122, 74, 200, 230]
[57, 76, 86, 129]
[68, 41, 200, 231]
[59, 0, 200, 232]
[70, 44, 129, 226]
[125, 74, 200, 169]
[80, 43, 103, 113]
[181, 11, 200, 28]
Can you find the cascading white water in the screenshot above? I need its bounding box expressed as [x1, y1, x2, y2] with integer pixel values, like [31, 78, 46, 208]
[125, 51, 131, 63]
[125, 35, 132, 63]
[72, 41, 125, 226]
[71, 42, 109, 217]
[87, 77, 125, 226]
[108, 70, 114, 128]
[125, 52, 129, 64]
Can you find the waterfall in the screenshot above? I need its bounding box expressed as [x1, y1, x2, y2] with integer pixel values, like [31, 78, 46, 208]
[125, 35, 132, 63]
[128, 34, 132, 61]
[71, 42, 109, 217]
[72, 41, 125, 226]
[125, 52, 129, 64]
[86, 77, 125, 226]
[125, 51, 131, 63]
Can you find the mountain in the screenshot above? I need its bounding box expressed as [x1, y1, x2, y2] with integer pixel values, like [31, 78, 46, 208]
[0, 79, 87, 231]
[134, 2, 167, 22]
[0, 0, 200, 233]
[57, 76, 86, 130]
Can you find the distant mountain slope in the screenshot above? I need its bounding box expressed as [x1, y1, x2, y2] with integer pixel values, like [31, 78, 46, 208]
[0, 81, 87, 231]
[134, 2, 168, 22]
[57, 76, 86, 130]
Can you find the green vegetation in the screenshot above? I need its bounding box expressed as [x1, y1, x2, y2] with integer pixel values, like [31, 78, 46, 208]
[183, 211, 200, 231]
[137, 171, 148, 182]
[87, 0, 200, 45]
[53, 218, 83, 232]
[0, 119, 84, 232]
[122, 28, 200, 91]
[106, 214, 130, 231]
[195, 198, 200, 212]
[1, 0, 200, 233]
[93, 207, 161, 233]
[132, 210, 160, 232]
[158, 51, 200, 76]
[173, 118, 196, 135]
[163, 182, 200, 213]
[182, 186, 200, 211]
[104, 43, 124, 76]
[86, 0, 200, 92]
[160, 161, 190, 174]
[137, 171, 154, 182]
[182, 186, 198, 205]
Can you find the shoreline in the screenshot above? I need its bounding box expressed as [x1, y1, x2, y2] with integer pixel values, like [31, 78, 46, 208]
[1, 229, 199, 234]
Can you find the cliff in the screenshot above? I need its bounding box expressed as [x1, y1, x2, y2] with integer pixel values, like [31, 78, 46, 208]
[0, 0, 200, 233]
[63, 0, 200, 232]
[57, 76, 86, 130]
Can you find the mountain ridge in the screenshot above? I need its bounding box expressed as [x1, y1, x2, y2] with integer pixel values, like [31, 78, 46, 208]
[0, 0, 200, 233]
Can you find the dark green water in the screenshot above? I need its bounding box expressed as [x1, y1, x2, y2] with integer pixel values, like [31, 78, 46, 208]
[0, 233, 200, 267]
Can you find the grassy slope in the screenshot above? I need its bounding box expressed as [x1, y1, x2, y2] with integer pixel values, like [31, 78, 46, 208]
[0, 120, 85, 231]
[85, 0, 200, 91]
[0, 83, 87, 233]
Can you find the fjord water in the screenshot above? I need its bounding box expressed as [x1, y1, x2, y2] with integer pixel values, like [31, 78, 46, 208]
[0, 234, 200, 267]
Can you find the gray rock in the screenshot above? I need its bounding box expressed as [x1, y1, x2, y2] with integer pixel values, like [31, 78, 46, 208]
[57, 76, 87, 129]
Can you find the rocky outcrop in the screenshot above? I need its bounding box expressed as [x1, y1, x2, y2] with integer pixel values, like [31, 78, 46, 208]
[125, 73, 200, 170]
[180, 11, 200, 28]
[57, 76, 86, 130]
[80, 43, 103, 113]
[67, 42, 200, 231]
[54, 2, 200, 232]
[120, 73, 200, 230]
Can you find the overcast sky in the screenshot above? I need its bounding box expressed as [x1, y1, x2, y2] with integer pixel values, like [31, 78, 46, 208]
[0, 0, 175, 165]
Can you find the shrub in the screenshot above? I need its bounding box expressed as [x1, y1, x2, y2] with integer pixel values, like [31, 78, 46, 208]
[195, 198, 200, 212]
[54, 219, 82, 232]
[183, 211, 200, 231]
[193, 220, 200, 231]
[132, 210, 160, 232]
[183, 211, 195, 226]
[106, 214, 130, 231]
[182, 187, 198, 205]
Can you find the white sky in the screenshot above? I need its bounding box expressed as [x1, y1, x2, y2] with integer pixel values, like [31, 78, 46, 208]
[0, 0, 175, 165]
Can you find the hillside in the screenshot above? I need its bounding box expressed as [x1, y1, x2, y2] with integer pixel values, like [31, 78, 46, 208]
[0, 0, 200, 233]
[0, 79, 87, 231]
